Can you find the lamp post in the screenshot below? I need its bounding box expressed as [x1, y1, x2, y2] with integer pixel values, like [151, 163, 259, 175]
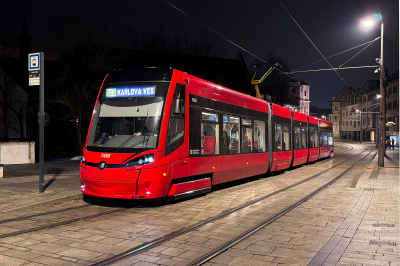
[356, 109, 362, 143]
[363, 14, 385, 167]
[378, 20, 386, 167]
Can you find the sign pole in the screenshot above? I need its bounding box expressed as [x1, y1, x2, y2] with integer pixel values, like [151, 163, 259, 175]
[39, 52, 44, 193]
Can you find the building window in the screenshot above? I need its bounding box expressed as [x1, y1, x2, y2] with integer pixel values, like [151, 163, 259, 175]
[335, 116, 338, 121]
[201, 112, 219, 155]
[346, 121, 348, 126]
[393, 86, 397, 94]
[346, 111, 348, 116]
[343, 121, 345, 126]
[354, 122, 356, 128]
[222, 115, 239, 154]
[394, 101, 398, 109]
[363, 107, 366, 112]
[363, 119, 366, 125]
[305, 90, 307, 97]
[389, 88, 392, 95]
[358, 121, 360, 125]
[388, 103, 392, 110]
[350, 121, 352, 126]
[334, 105, 338, 111]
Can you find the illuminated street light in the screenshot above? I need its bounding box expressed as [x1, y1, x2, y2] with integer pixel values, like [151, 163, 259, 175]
[377, 94, 382, 98]
[363, 19, 374, 27]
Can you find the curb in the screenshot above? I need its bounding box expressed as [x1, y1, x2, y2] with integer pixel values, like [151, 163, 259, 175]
[2, 191, 83, 213]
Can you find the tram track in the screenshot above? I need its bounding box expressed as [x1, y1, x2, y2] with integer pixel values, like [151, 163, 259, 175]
[0, 144, 357, 243]
[92, 144, 369, 266]
[189, 147, 374, 266]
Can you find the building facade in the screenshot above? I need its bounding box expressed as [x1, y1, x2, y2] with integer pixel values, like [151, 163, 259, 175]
[331, 72, 399, 144]
[385, 74, 399, 146]
[288, 80, 310, 115]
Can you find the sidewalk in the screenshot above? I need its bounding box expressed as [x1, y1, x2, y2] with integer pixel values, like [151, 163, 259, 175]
[0, 161, 81, 213]
[315, 148, 399, 265]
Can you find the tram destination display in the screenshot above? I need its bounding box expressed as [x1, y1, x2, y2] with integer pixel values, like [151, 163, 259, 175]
[106, 86, 156, 97]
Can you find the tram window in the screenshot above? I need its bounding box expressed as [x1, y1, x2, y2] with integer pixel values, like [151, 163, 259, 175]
[294, 126, 301, 150]
[241, 118, 253, 153]
[166, 84, 186, 155]
[166, 118, 185, 146]
[275, 124, 283, 151]
[202, 112, 218, 122]
[222, 115, 240, 154]
[283, 131, 290, 151]
[328, 131, 333, 146]
[254, 120, 266, 152]
[201, 112, 219, 155]
[320, 130, 328, 147]
[301, 127, 307, 149]
[309, 126, 318, 148]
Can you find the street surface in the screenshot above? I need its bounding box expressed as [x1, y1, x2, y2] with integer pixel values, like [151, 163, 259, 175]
[0, 142, 398, 266]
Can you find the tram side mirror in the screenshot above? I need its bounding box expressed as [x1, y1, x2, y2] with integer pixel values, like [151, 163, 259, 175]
[173, 97, 182, 115]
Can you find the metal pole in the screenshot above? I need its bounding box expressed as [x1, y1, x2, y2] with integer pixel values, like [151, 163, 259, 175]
[39, 52, 44, 192]
[360, 108, 362, 143]
[378, 22, 385, 167]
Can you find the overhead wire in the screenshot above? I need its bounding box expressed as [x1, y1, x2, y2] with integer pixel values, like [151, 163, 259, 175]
[295, 37, 381, 70]
[339, 37, 379, 68]
[162, 0, 297, 81]
[278, 0, 349, 87]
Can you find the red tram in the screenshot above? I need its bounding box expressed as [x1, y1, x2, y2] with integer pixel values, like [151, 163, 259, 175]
[80, 68, 333, 200]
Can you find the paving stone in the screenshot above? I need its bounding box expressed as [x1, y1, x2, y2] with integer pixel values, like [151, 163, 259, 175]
[0, 255, 28, 266]
[56, 247, 103, 260]
[30, 256, 74, 266]
[228, 257, 276, 266]
[28, 242, 70, 253]
[0, 249, 42, 261]
[160, 247, 187, 257]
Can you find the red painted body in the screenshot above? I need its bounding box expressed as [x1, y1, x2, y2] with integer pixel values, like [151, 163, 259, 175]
[308, 115, 320, 162]
[271, 104, 292, 172]
[292, 111, 308, 167]
[80, 69, 333, 200]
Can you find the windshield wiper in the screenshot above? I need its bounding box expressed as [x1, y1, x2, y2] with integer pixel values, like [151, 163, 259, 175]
[113, 109, 150, 152]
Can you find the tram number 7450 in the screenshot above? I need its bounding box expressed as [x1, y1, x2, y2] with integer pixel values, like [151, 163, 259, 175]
[100, 153, 111, 158]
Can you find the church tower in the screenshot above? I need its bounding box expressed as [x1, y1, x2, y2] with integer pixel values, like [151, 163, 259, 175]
[18, 16, 33, 60]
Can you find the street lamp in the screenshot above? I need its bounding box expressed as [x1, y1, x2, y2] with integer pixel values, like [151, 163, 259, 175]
[363, 13, 385, 167]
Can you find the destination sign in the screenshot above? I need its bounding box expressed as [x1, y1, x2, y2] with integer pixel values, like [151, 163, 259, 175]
[106, 86, 156, 98]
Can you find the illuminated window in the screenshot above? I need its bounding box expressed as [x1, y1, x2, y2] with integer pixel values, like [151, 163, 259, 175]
[241, 118, 253, 154]
[201, 112, 219, 155]
[253, 120, 266, 152]
[222, 115, 239, 154]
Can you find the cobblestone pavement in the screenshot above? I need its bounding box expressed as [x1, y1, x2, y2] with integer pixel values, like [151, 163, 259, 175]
[0, 143, 397, 266]
[0, 160, 81, 213]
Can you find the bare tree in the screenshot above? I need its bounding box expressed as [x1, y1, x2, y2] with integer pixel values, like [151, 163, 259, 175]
[50, 42, 119, 152]
[126, 24, 223, 57]
[0, 46, 28, 141]
[252, 51, 296, 106]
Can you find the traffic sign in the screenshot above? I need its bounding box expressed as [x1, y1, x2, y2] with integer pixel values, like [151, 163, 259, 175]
[28, 53, 41, 86]
[28, 53, 40, 71]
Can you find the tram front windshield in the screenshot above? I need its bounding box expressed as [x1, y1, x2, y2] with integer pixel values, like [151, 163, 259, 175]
[87, 83, 169, 152]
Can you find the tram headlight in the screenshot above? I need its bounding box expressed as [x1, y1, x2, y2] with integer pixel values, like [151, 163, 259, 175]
[81, 155, 87, 165]
[125, 154, 154, 167]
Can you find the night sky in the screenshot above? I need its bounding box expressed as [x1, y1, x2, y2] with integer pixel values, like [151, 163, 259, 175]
[2, 0, 399, 108]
